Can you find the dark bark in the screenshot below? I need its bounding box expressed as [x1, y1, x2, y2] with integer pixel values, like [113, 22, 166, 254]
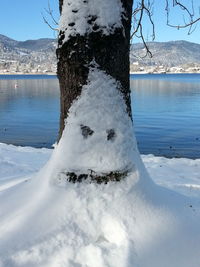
[59, 0, 63, 14]
[56, 0, 133, 182]
[57, 0, 133, 138]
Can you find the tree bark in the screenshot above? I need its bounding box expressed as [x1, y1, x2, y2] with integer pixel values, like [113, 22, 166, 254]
[57, 0, 133, 137]
[56, 0, 134, 183]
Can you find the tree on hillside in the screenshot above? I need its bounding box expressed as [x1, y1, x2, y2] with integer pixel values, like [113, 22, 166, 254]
[56, 0, 199, 183]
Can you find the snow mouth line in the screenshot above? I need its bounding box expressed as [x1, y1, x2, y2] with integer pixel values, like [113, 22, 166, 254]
[59, 168, 132, 184]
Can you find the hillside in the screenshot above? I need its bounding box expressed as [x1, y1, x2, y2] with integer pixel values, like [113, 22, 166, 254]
[0, 34, 200, 73]
[0, 34, 57, 73]
[130, 40, 200, 67]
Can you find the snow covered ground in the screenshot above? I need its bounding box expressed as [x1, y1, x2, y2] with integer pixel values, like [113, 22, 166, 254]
[1, 143, 200, 198]
[0, 143, 200, 266]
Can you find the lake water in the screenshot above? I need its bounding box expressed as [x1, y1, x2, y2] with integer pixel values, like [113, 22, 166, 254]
[0, 74, 200, 159]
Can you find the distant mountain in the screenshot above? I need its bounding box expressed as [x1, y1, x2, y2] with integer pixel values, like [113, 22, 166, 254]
[130, 40, 200, 67]
[0, 34, 200, 73]
[0, 34, 57, 73]
[0, 34, 56, 52]
[16, 38, 56, 51]
[0, 34, 18, 48]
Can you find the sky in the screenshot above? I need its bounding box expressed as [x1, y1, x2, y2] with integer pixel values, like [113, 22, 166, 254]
[0, 0, 199, 43]
[0, 0, 59, 41]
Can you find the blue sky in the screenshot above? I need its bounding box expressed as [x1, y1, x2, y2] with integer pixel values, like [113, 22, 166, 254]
[0, 0, 59, 40]
[0, 0, 199, 43]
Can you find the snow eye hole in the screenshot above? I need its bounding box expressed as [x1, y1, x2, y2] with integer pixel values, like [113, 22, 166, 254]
[107, 129, 116, 141]
[68, 22, 75, 27]
[80, 125, 94, 139]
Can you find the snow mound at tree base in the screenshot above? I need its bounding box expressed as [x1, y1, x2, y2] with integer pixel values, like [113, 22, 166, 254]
[0, 155, 200, 267]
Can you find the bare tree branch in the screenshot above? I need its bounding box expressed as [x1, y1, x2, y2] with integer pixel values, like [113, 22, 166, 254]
[131, 0, 155, 58]
[42, 0, 59, 32]
[166, 0, 200, 35]
[131, 0, 200, 58]
[42, 12, 59, 31]
[45, 0, 58, 26]
[167, 17, 200, 31]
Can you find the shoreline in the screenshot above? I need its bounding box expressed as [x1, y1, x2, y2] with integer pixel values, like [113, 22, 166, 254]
[0, 72, 56, 76]
[130, 71, 200, 75]
[0, 72, 200, 76]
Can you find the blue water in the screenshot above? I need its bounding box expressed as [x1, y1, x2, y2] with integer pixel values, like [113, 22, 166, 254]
[0, 74, 57, 80]
[0, 74, 200, 158]
[131, 74, 200, 158]
[131, 73, 200, 82]
[0, 77, 59, 148]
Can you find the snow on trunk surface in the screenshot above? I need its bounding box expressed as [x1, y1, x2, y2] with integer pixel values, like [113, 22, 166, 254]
[0, 143, 200, 266]
[59, 0, 124, 44]
[51, 66, 137, 178]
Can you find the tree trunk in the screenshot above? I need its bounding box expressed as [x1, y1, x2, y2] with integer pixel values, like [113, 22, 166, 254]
[56, 0, 135, 183]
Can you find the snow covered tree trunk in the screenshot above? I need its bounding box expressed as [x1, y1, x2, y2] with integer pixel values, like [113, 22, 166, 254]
[56, 0, 136, 183]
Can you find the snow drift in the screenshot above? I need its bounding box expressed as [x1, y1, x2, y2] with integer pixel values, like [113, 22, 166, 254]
[0, 143, 200, 267]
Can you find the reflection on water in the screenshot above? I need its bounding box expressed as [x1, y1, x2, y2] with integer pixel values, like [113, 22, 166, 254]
[0, 77, 59, 148]
[0, 74, 200, 158]
[131, 74, 200, 158]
